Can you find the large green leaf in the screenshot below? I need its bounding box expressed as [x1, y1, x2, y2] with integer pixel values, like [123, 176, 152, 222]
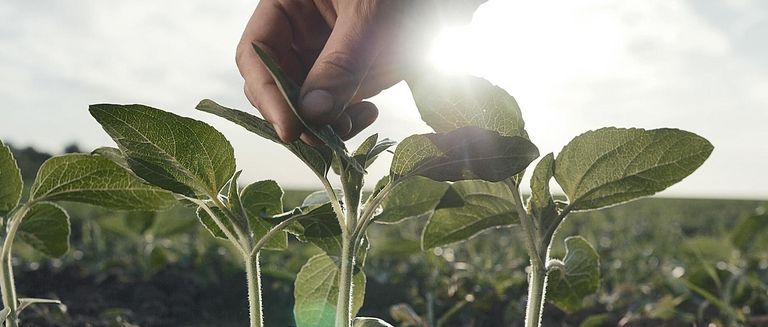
[241, 180, 287, 250]
[17, 202, 70, 257]
[546, 236, 600, 312]
[30, 154, 175, 210]
[390, 126, 538, 182]
[0, 140, 22, 217]
[554, 128, 713, 210]
[529, 153, 558, 230]
[408, 73, 526, 137]
[196, 99, 332, 177]
[251, 43, 364, 174]
[375, 177, 450, 224]
[90, 103, 236, 198]
[422, 180, 518, 249]
[294, 253, 366, 327]
[353, 317, 394, 327]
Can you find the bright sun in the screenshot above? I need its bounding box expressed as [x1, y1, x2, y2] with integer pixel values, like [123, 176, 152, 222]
[428, 26, 478, 74]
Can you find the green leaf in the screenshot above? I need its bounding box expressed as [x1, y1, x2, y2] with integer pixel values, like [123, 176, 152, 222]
[251, 43, 364, 174]
[352, 134, 396, 169]
[224, 171, 250, 232]
[546, 236, 600, 312]
[0, 140, 22, 217]
[17, 202, 70, 258]
[196, 99, 333, 177]
[408, 73, 526, 137]
[375, 177, 449, 224]
[196, 205, 234, 240]
[390, 126, 539, 182]
[302, 189, 342, 207]
[30, 154, 175, 210]
[90, 103, 236, 198]
[296, 204, 342, 256]
[294, 253, 366, 327]
[353, 317, 394, 327]
[241, 180, 287, 250]
[529, 153, 558, 229]
[422, 180, 518, 249]
[554, 127, 713, 210]
[731, 213, 768, 252]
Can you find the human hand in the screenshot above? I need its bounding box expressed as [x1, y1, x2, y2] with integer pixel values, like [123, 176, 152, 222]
[236, 0, 410, 144]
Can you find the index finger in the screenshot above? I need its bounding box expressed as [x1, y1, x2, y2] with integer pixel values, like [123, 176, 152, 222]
[236, 0, 304, 142]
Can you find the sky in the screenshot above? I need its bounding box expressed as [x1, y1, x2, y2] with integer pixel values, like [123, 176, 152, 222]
[1, 0, 766, 199]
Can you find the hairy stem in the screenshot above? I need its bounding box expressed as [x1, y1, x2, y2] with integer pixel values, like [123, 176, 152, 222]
[0, 205, 29, 327]
[335, 234, 355, 327]
[506, 180, 544, 267]
[525, 260, 547, 327]
[245, 252, 263, 327]
[505, 179, 548, 327]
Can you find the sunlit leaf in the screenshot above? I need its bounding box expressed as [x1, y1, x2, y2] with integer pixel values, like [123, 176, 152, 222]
[196, 99, 332, 177]
[30, 154, 175, 210]
[17, 202, 70, 257]
[390, 126, 538, 182]
[546, 236, 600, 312]
[408, 73, 526, 137]
[0, 140, 22, 217]
[422, 180, 518, 249]
[529, 153, 558, 229]
[375, 177, 450, 224]
[294, 253, 366, 327]
[554, 127, 713, 210]
[90, 103, 236, 198]
[241, 180, 287, 250]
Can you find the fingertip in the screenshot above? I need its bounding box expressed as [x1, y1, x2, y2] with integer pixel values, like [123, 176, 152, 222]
[300, 89, 338, 124]
[299, 133, 324, 147]
[343, 102, 379, 140]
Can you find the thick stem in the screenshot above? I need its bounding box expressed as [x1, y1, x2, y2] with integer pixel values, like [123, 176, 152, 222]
[0, 206, 29, 327]
[245, 252, 263, 327]
[524, 261, 547, 327]
[335, 236, 355, 327]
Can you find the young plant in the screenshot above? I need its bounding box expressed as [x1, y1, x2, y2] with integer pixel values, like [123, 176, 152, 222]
[0, 140, 175, 326]
[194, 44, 541, 327]
[391, 72, 715, 327]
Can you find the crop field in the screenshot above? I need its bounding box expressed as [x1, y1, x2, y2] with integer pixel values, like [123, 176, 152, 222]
[11, 190, 766, 326]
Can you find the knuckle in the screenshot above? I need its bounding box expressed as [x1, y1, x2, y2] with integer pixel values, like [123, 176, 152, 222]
[318, 50, 364, 83]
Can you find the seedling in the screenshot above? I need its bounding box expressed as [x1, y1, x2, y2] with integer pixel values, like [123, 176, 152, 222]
[85, 45, 712, 327]
[0, 140, 175, 326]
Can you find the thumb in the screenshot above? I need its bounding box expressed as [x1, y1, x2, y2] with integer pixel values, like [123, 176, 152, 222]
[300, 4, 386, 125]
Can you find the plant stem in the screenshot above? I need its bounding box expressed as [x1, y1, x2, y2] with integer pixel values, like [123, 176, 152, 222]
[505, 179, 548, 327]
[244, 252, 263, 327]
[0, 205, 29, 327]
[319, 177, 347, 231]
[505, 180, 544, 267]
[525, 260, 547, 327]
[335, 234, 355, 327]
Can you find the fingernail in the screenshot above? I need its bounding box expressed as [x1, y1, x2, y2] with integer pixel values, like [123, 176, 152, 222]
[301, 90, 334, 120]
